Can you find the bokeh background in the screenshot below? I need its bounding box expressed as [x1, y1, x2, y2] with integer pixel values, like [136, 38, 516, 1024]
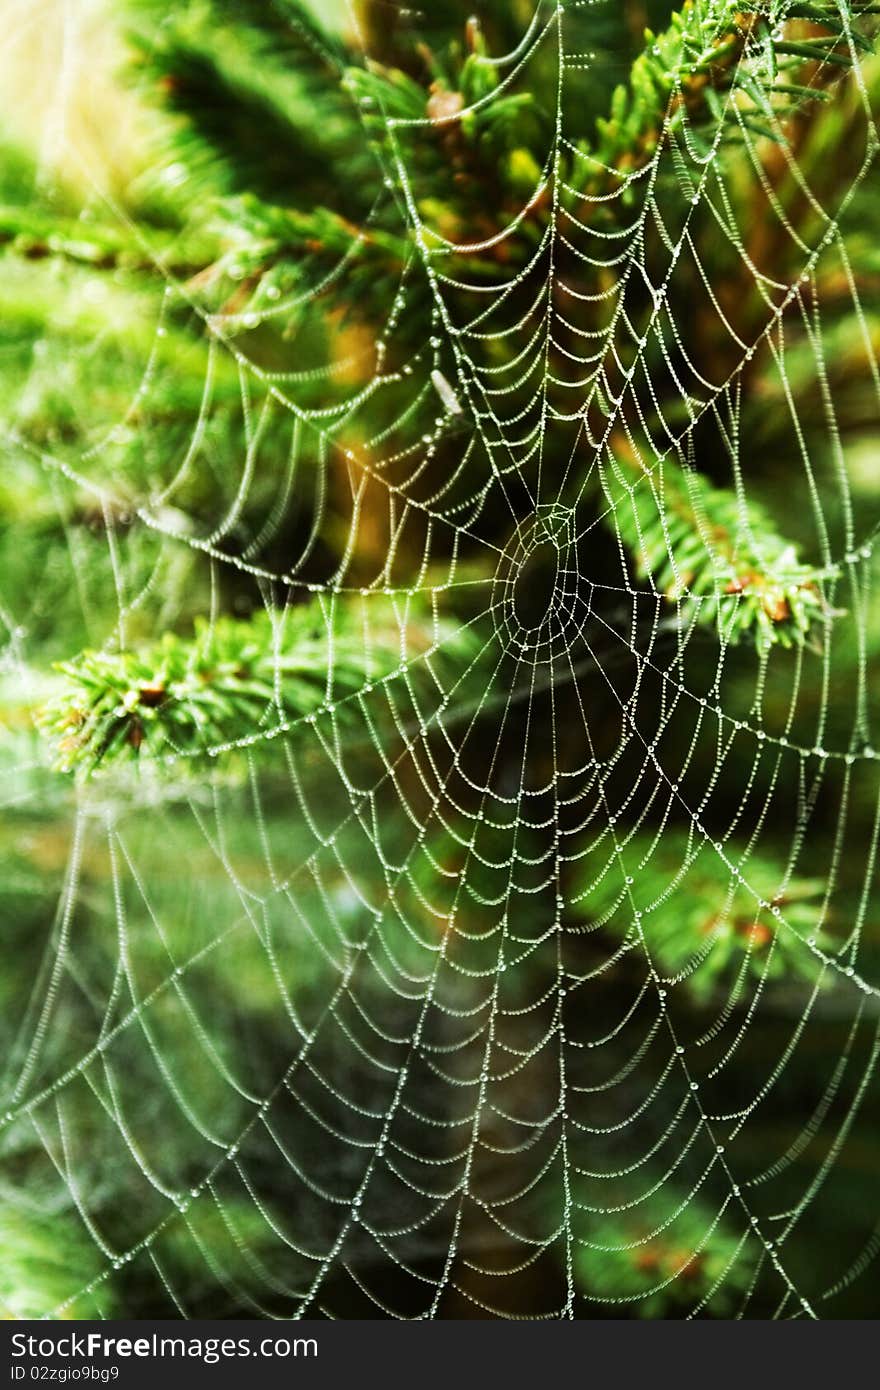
[2, 0, 880, 1320]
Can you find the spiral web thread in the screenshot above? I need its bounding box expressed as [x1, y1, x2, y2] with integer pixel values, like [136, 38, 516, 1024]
[3, 0, 880, 1319]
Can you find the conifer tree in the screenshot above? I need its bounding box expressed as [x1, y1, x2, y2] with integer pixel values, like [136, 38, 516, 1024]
[2, 0, 880, 1319]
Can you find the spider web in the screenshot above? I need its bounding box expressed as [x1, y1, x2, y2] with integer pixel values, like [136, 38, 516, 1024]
[2, 0, 880, 1320]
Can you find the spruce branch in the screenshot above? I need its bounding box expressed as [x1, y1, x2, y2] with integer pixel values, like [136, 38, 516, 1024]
[566, 1, 879, 200]
[38, 595, 482, 775]
[203, 193, 414, 330]
[128, 1, 365, 214]
[602, 444, 831, 648]
[0, 204, 208, 278]
[570, 828, 831, 997]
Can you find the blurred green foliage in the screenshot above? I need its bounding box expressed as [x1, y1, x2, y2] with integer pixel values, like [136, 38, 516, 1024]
[2, 0, 880, 1320]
